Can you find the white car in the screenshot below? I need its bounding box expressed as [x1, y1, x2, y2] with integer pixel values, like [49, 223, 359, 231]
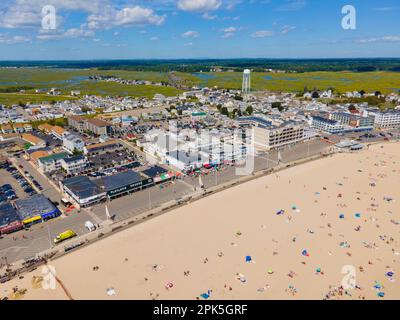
[84, 221, 96, 232]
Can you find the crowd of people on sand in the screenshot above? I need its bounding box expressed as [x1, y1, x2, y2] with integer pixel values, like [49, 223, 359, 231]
[4, 145, 398, 300]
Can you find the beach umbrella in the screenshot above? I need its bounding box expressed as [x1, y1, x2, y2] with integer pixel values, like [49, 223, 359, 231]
[386, 271, 394, 277]
[200, 293, 210, 299]
[377, 292, 385, 298]
[302, 250, 309, 257]
[339, 214, 345, 219]
[373, 282, 382, 290]
[245, 256, 252, 263]
[267, 269, 274, 275]
[355, 213, 361, 218]
[165, 282, 174, 289]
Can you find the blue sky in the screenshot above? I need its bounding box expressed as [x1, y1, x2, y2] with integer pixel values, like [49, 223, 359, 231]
[0, 0, 399, 60]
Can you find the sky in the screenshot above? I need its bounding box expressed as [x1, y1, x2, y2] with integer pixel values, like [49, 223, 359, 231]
[0, 0, 399, 60]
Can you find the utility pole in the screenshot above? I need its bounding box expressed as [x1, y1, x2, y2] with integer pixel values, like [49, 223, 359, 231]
[148, 187, 152, 210]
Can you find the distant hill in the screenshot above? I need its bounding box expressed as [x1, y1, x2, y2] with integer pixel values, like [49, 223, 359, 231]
[1, 58, 400, 73]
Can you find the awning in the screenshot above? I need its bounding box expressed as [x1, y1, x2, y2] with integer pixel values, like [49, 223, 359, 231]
[23, 215, 42, 225]
[0, 221, 23, 234]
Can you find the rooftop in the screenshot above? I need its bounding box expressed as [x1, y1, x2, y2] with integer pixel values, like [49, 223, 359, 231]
[86, 118, 110, 127]
[62, 155, 86, 163]
[237, 116, 272, 128]
[0, 202, 20, 227]
[38, 152, 69, 163]
[63, 175, 103, 199]
[312, 116, 338, 125]
[97, 170, 142, 192]
[141, 165, 168, 178]
[22, 133, 45, 145]
[15, 194, 58, 219]
[85, 140, 120, 151]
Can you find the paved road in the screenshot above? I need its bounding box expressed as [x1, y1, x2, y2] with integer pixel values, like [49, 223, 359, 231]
[0, 213, 92, 264]
[90, 180, 193, 222]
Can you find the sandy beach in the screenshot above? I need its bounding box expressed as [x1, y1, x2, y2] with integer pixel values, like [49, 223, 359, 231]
[1, 142, 399, 300]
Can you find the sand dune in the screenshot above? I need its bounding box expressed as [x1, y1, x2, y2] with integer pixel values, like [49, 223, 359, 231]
[1, 142, 399, 300]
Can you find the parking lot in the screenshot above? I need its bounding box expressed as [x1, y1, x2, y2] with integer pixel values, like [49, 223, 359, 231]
[0, 162, 40, 204]
[12, 157, 62, 204]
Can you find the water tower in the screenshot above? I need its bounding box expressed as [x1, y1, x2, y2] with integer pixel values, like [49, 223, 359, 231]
[242, 69, 251, 93]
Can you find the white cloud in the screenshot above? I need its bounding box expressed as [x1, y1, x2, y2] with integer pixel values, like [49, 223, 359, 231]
[221, 26, 236, 33]
[87, 6, 165, 29]
[182, 30, 200, 38]
[356, 36, 400, 43]
[221, 32, 234, 38]
[0, 33, 31, 44]
[177, 0, 222, 12]
[202, 12, 217, 20]
[220, 26, 237, 38]
[251, 30, 274, 38]
[373, 7, 400, 11]
[226, 0, 242, 10]
[276, 0, 307, 12]
[150, 36, 159, 41]
[0, 1, 165, 32]
[281, 25, 296, 34]
[37, 28, 94, 40]
[0, 0, 108, 28]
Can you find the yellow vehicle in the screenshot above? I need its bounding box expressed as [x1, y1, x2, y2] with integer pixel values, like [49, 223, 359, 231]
[53, 230, 76, 244]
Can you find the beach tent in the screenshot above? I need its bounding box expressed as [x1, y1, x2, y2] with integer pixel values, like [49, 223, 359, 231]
[386, 271, 394, 277]
[302, 250, 310, 257]
[339, 214, 345, 219]
[245, 256, 252, 263]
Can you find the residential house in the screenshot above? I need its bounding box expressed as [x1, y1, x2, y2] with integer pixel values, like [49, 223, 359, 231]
[60, 155, 88, 175]
[37, 152, 69, 173]
[63, 133, 85, 154]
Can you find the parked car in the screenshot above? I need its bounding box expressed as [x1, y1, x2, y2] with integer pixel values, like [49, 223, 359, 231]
[1, 184, 13, 191]
[84, 221, 96, 232]
[0, 194, 8, 204]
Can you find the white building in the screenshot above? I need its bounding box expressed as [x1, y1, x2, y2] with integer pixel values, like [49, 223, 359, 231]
[37, 152, 69, 173]
[63, 133, 85, 154]
[251, 122, 306, 150]
[363, 109, 400, 129]
[165, 150, 203, 172]
[60, 155, 88, 175]
[310, 116, 344, 134]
